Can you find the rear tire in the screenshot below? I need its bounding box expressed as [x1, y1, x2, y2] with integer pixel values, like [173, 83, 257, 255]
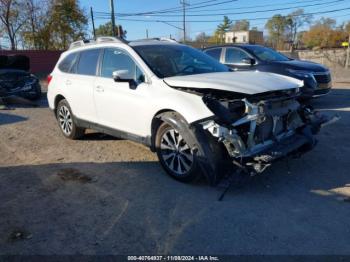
[155, 121, 201, 183]
[56, 99, 85, 140]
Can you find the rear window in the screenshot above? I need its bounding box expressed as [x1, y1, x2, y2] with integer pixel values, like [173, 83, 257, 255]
[76, 49, 100, 76]
[204, 48, 222, 61]
[58, 53, 78, 73]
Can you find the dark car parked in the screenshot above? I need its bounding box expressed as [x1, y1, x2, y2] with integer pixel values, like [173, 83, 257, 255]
[0, 55, 41, 100]
[203, 45, 332, 98]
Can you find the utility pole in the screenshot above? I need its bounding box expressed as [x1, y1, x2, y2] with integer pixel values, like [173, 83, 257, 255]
[180, 0, 189, 43]
[346, 34, 350, 69]
[110, 0, 116, 37]
[146, 29, 149, 39]
[90, 7, 96, 40]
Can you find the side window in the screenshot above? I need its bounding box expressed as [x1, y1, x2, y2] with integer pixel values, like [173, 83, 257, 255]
[76, 49, 100, 76]
[225, 48, 250, 64]
[101, 48, 144, 82]
[204, 48, 222, 61]
[58, 53, 78, 73]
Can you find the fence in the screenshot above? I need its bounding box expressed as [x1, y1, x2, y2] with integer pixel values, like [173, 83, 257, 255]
[0, 50, 63, 77]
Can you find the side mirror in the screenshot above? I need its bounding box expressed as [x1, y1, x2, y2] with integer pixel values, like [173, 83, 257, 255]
[112, 70, 137, 89]
[242, 58, 256, 66]
[112, 70, 131, 82]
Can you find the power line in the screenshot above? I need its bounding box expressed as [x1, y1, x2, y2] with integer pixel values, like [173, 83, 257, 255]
[94, 6, 350, 23]
[95, 0, 237, 17]
[112, 0, 346, 17]
[167, 0, 328, 13]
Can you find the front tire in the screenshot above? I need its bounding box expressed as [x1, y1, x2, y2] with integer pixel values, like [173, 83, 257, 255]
[155, 122, 201, 183]
[56, 99, 85, 139]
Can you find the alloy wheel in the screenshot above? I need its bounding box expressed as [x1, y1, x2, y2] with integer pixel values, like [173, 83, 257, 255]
[160, 128, 194, 175]
[58, 105, 73, 135]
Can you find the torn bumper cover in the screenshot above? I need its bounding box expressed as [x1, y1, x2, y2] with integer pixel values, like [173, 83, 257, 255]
[200, 90, 340, 175]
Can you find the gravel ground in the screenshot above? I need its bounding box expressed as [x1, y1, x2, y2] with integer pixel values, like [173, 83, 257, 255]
[0, 84, 350, 255]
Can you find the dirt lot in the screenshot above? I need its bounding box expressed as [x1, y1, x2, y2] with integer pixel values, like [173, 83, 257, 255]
[1, 84, 350, 255]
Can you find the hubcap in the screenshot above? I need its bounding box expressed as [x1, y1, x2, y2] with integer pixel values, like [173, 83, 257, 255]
[58, 105, 73, 135]
[160, 128, 193, 175]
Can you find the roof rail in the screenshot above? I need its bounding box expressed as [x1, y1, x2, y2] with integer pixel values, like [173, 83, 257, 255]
[131, 37, 178, 43]
[159, 37, 178, 43]
[69, 39, 93, 49]
[68, 36, 128, 50]
[96, 36, 129, 44]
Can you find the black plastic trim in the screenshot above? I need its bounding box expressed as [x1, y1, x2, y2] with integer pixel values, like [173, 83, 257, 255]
[74, 117, 152, 147]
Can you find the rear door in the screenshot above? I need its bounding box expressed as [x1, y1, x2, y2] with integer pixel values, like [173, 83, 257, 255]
[67, 48, 100, 123]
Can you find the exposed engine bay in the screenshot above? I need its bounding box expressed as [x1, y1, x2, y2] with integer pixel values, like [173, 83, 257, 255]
[182, 87, 339, 175]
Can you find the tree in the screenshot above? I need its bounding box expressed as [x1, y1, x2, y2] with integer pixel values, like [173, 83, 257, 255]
[0, 0, 27, 50]
[21, 0, 49, 49]
[302, 17, 347, 48]
[95, 22, 127, 39]
[230, 20, 250, 31]
[265, 14, 288, 49]
[195, 32, 209, 43]
[286, 9, 312, 50]
[215, 16, 232, 44]
[48, 0, 88, 50]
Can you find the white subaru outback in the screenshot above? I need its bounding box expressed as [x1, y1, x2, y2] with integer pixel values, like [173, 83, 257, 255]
[47, 37, 333, 185]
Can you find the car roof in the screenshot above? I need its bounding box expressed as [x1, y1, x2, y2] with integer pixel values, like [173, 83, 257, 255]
[129, 40, 180, 47]
[203, 44, 264, 50]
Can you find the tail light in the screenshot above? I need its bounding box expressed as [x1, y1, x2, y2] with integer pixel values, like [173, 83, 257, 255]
[47, 75, 53, 85]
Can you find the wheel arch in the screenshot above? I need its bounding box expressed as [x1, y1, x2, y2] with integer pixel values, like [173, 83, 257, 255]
[150, 109, 181, 152]
[54, 94, 66, 114]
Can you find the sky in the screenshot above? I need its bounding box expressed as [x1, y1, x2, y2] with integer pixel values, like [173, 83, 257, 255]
[81, 0, 348, 40]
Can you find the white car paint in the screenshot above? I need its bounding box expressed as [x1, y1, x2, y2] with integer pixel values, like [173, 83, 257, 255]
[164, 71, 303, 94]
[47, 41, 302, 139]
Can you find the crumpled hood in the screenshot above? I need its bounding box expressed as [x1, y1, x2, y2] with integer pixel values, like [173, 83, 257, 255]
[164, 71, 303, 95]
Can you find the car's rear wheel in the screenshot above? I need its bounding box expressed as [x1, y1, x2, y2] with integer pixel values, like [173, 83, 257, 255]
[56, 99, 85, 139]
[156, 122, 201, 183]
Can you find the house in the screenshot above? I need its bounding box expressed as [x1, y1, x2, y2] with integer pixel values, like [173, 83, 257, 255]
[225, 30, 264, 44]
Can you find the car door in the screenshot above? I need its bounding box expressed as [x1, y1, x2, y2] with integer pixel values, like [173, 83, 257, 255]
[66, 48, 100, 123]
[93, 47, 150, 136]
[203, 47, 224, 63]
[223, 47, 256, 71]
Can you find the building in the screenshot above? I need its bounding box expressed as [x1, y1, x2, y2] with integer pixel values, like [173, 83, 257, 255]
[225, 30, 264, 45]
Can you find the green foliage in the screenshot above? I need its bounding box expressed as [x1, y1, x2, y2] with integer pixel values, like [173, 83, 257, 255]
[265, 14, 288, 49]
[302, 17, 347, 48]
[215, 16, 232, 44]
[1, 0, 88, 50]
[95, 22, 126, 39]
[49, 0, 88, 50]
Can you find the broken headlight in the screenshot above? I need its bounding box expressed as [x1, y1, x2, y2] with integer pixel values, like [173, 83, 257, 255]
[202, 96, 246, 125]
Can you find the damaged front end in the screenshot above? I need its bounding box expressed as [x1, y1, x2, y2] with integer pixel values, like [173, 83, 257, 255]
[197, 88, 338, 175]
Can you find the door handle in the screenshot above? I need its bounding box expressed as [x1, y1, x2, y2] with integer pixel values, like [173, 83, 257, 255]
[95, 86, 104, 92]
[66, 80, 72, 85]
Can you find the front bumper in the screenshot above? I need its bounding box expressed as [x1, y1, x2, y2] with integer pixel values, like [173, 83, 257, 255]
[0, 79, 40, 98]
[240, 131, 313, 174]
[313, 86, 331, 97]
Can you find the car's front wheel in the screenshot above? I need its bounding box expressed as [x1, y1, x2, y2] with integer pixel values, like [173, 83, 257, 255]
[155, 121, 202, 183]
[56, 99, 85, 139]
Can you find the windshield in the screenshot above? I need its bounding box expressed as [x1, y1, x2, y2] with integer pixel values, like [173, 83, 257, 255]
[245, 46, 290, 62]
[132, 44, 229, 78]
